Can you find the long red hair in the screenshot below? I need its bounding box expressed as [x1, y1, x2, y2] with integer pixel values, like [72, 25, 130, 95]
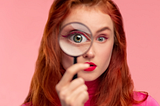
[23, 0, 148, 106]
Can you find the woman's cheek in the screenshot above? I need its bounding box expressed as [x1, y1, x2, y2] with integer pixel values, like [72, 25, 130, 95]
[62, 53, 73, 70]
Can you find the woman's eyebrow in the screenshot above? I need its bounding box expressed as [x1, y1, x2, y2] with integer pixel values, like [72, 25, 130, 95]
[96, 26, 111, 33]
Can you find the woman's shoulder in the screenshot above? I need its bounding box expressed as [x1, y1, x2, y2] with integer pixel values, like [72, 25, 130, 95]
[133, 92, 159, 106]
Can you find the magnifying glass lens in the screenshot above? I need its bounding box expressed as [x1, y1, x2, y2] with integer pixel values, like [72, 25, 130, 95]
[59, 22, 93, 57]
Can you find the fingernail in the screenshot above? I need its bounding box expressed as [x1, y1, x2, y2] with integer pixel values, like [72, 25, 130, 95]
[84, 64, 90, 67]
[79, 78, 84, 83]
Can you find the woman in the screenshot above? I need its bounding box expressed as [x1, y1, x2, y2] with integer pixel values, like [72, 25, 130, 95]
[22, 0, 159, 106]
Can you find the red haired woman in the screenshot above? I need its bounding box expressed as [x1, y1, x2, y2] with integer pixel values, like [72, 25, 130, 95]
[22, 0, 159, 106]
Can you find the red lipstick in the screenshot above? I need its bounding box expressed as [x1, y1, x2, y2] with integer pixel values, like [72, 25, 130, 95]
[84, 62, 97, 71]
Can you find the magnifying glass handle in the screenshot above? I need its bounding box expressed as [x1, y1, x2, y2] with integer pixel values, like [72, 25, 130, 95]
[72, 57, 78, 79]
[74, 56, 77, 64]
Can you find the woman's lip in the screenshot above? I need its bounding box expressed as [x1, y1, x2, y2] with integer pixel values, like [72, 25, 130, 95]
[85, 62, 97, 66]
[84, 62, 97, 71]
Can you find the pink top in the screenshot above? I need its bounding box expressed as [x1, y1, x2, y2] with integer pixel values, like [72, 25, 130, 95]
[84, 78, 159, 106]
[23, 78, 159, 106]
[132, 92, 159, 106]
[84, 78, 99, 106]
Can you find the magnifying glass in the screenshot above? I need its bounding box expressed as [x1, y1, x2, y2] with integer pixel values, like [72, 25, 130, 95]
[58, 22, 93, 79]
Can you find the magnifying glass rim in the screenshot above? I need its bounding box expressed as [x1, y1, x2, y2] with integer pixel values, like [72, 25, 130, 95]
[58, 22, 93, 57]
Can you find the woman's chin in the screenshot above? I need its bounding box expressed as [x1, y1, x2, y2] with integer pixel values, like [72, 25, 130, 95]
[77, 72, 98, 81]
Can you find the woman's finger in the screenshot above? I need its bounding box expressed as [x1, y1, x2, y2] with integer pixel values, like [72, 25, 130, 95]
[65, 84, 88, 106]
[57, 63, 89, 89]
[65, 78, 84, 95]
[72, 90, 89, 106]
[57, 78, 85, 99]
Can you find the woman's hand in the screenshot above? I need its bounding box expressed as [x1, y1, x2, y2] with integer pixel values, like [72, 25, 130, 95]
[56, 63, 90, 106]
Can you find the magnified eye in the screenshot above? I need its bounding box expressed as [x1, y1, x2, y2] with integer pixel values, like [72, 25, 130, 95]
[68, 31, 89, 43]
[72, 34, 83, 43]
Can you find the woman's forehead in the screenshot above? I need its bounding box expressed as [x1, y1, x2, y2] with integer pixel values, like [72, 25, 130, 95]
[61, 5, 114, 35]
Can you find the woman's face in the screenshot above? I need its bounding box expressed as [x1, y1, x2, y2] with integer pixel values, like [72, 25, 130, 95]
[61, 5, 114, 81]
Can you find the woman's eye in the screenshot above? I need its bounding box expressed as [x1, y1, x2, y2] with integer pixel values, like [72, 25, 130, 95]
[68, 32, 88, 43]
[97, 36, 106, 42]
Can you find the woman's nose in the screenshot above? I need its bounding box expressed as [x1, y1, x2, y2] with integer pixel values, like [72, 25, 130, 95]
[82, 46, 95, 59]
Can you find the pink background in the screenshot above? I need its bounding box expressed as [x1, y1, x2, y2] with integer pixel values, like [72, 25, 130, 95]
[0, 0, 159, 105]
